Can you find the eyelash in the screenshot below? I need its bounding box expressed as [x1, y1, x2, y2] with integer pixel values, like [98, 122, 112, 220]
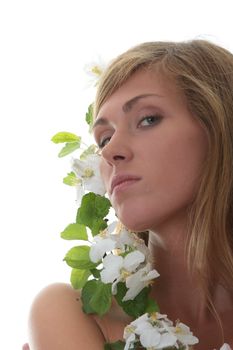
[98, 137, 111, 149]
[97, 114, 162, 149]
[138, 114, 162, 127]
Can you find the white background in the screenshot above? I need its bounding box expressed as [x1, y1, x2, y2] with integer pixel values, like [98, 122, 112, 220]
[1, 0, 233, 348]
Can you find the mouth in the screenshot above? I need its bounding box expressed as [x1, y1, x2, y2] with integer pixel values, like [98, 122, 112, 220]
[110, 174, 142, 195]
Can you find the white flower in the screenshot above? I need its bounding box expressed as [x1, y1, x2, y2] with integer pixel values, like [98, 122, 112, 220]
[172, 322, 199, 346]
[89, 222, 143, 264]
[71, 154, 105, 206]
[100, 250, 145, 288]
[89, 236, 116, 263]
[114, 227, 146, 250]
[89, 221, 125, 263]
[140, 329, 177, 349]
[123, 313, 177, 350]
[106, 222, 151, 259]
[108, 223, 136, 248]
[123, 314, 150, 350]
[123, 263, 160, 301]
[84, 57, 107, 87]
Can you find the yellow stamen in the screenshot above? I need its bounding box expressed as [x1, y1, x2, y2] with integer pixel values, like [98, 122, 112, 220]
[175, 326, 182, 333]
[115, 221, 124, 235]
[125, 325, 135, 334]
[83, 168, 94, 178]
[91, 65, 102, 76]
[120, 268, 131, 280]
[99, 229, 107, 238]
[148, 280, 155, 286]
[150, 312, 158, 322]
[112, 248, 123, 256]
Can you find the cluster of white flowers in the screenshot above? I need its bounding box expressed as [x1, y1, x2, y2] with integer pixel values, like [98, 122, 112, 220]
[89, 221, 160, 301]
[123, 312, 199, 350]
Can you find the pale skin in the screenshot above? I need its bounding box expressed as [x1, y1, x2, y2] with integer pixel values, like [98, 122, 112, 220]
[27, 69, 233, 349]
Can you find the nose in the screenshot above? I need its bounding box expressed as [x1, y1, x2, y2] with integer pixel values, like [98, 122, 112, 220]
[101, 132, 133, 166]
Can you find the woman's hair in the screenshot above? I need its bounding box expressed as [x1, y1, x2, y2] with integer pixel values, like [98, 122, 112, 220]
[94, 40, 233, 305]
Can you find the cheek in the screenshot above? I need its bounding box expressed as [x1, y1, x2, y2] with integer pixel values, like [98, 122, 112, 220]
[133, 130, 208, 227]
[149, 129, 208, 206]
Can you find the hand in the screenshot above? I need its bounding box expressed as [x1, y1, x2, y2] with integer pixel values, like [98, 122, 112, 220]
[22, 343, 30, 350]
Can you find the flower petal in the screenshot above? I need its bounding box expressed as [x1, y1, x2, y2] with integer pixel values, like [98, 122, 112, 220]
[140, 328, 161, 347]
[124, 332, 136, 350]
[173, 322, 199, 346]
[75, 184, 85, 207]
[141, 268, 160, 281]
[220, 344, 232, 350]
[156, 333, 177, 349]
[100, 255, 123, 283]
[123, 250, 145, 272]
[130, 313, 149, 328]
[84, 176, 106, 195]
[89, 238, 116, 263]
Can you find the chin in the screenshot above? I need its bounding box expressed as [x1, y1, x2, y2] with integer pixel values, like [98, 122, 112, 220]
[116, 210, 150, 232]
[125, 222, 149, 233]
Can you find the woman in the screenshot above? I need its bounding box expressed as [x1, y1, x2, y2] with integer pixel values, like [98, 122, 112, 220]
[27, 40, 233, 349]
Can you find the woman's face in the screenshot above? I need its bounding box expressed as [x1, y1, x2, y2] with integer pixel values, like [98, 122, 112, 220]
[93, 69, 208, 233]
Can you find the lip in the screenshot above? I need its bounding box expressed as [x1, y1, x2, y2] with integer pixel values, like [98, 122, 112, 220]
[110, 174, 142, 194]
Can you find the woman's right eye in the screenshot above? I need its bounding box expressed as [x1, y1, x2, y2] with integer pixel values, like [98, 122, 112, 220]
[98, 136, 111, 149]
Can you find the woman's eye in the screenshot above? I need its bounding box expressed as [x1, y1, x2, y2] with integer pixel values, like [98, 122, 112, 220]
[98, 136, 111, 149]
[139, 115, 162, 127]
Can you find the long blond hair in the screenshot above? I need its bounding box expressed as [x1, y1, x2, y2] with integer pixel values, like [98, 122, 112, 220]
[94, 40, 233, 302]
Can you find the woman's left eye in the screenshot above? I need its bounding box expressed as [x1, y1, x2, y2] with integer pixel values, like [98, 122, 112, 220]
[138, 115, 162, 127]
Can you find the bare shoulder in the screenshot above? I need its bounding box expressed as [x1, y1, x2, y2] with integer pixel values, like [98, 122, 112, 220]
[28, 283, 105, 350]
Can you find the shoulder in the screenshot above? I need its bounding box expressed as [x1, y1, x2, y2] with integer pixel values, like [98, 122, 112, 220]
[28, 283, 105, 350]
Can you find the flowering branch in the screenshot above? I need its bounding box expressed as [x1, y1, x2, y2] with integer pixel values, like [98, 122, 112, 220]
[52, 126, 199, 349]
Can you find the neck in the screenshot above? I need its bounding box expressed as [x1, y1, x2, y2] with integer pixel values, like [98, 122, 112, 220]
[147, 218, 233, 347]
[148, 217, 213, 327]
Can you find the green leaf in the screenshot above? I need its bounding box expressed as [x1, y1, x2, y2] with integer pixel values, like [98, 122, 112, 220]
[51, 132, 80, 144]
[61, 223, 88, 240]
[114, 283, 151, 318]
[64, 246, 97, 269]
[80, 144, 98, 160]
[70, 268, 91, 289]
[91, 218, 108, 235]
[80, 280, 96, 314]
[94, 194, 111, 218]
[63, 172, 79, 186]
[104, 341, 126, 350]
[90, 268, 101, 278]
[76, 193, 111, 235]
[81, 280, 112, 316]
[145, 298, 160, 314]
[85, 103, 94, 132]
[58, 141, 81, 157]
[89, 281, 112, 316]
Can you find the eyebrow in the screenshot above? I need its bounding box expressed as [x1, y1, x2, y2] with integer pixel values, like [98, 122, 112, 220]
[93, 93, 163, 130]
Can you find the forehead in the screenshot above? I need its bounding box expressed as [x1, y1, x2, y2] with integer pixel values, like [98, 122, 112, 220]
[95, 69, 183, 119]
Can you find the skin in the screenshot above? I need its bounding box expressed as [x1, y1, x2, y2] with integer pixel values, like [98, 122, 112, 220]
[27, 69, 233, 349]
